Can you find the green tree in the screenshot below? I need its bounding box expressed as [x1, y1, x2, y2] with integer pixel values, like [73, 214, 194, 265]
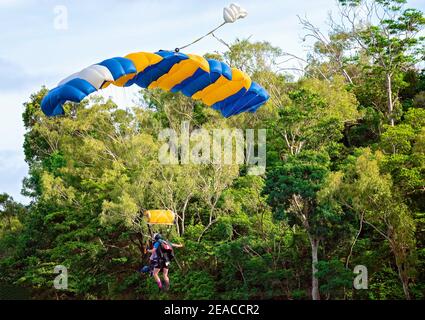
[265, 151, 346, 300]
[336, 149, 416, 299]
[338, 0, 425, 125]
[268, 77, 360, 160]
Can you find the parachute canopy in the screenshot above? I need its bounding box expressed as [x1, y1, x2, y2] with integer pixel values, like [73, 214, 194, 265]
[144, 210, 176, 225]
[41, 50, 269, 118]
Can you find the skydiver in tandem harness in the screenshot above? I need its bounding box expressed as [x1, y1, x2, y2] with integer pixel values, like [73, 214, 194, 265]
[146, 233, 183, 291]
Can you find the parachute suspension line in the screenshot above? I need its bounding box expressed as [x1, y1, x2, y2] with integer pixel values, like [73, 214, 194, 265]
[147, 224, 154, 239]
[175, 3, 248, 52]
[175, 22, 227, 52]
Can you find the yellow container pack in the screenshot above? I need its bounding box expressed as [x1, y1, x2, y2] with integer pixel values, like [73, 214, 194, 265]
[144, 210, 176, 225]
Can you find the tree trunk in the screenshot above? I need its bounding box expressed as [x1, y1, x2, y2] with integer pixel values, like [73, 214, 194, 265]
[310, 237, 320, 300]
[175, 217, 180, 236]
[386, 73, 395, 126]
[395, 255, 411, 300]
[400, 272, 411, 300]
[342, 69, 353, 85]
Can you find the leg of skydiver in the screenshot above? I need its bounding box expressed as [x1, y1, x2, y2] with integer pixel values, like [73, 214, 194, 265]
[152, 267, 162, 290]
[162, 267, 170, 290]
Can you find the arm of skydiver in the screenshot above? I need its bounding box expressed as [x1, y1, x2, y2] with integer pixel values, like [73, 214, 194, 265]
[148, 241, 161, 253]
[147, 247, 156, 254]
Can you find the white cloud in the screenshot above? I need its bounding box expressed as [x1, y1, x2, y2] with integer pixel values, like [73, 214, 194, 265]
[0, 58, 35, 91]
[0, 0, 20, 7]
[0, 92, 27, 150]
[0, 0, 33, 8]
[0, 149, 29, 204]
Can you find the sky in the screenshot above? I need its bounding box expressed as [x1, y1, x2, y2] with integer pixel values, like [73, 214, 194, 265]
[0, 0, 424, 204]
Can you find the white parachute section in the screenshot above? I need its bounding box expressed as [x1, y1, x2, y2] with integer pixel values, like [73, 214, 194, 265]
[58, 65, 114, 90]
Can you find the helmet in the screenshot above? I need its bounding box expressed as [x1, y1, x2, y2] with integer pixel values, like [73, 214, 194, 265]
[153, 233, 162, 241]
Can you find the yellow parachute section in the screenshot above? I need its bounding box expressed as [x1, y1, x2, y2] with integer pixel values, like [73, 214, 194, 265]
[144, 210, 176, 225]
